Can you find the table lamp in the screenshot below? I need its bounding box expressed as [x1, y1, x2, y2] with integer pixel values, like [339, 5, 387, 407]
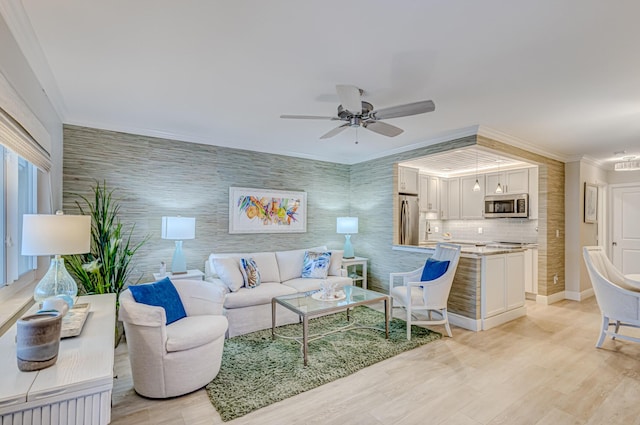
[337, 217, 358, 259]
[161, 216, 195, 274]
[22, 211, 91, 308]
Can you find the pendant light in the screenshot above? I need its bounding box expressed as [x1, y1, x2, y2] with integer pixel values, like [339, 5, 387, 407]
[473, 149, 481, 191]
[495, 158, 503, 193]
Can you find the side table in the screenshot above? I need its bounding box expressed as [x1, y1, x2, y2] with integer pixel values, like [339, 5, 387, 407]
[153, 269, 204, 281]
[341, 257, 368, 289]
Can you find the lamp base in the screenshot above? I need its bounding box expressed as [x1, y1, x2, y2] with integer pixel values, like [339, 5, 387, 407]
[343, 234, 355, 259]
[171, 240, 187, 274]
[33, 257, 77, 308]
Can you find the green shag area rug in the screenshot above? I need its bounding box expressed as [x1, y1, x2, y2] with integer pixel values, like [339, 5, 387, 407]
[206, 306, 441, 421]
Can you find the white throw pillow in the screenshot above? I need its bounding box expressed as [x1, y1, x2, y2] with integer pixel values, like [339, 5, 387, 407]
[212, 257, 244, 292]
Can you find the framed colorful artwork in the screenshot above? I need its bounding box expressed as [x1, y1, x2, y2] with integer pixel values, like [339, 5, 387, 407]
[229, 187, 307, 233]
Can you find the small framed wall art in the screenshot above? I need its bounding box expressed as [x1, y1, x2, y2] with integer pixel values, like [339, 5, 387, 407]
[584, 182, 597, 223]
[229, 187, 307, 234]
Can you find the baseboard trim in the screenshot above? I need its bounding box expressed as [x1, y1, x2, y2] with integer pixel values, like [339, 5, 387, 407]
[536, 291, 566, 305]
[482, 306, 527, 330]
[448, 312, 482, 332]
[564, 288, 595, 301]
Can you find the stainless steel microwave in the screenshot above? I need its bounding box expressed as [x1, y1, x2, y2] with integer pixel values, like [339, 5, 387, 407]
[484, 193, 529, 218]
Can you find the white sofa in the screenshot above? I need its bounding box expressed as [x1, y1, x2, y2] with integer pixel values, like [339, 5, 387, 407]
[205, 246, 352, 337]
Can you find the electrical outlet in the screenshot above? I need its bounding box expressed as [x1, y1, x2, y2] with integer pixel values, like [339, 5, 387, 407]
[434, 226, 439, 233]
[556, 229, 560, 238]
[477, 227, 483, 234]
[554, 273, 558, 284]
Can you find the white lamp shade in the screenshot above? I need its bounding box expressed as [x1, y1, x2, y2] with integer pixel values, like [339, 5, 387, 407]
[161, 217, 196, 240]
[336, 217, 358, 234]
[22, 214, 91, 255]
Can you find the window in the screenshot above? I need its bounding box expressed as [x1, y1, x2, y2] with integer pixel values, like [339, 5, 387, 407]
[1, 145, 38, 287]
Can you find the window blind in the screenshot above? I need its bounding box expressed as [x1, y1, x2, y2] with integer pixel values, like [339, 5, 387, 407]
[0, 106, 51, 172]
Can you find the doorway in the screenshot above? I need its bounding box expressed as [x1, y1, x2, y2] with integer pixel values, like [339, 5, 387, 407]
[611, 184, 640, 274]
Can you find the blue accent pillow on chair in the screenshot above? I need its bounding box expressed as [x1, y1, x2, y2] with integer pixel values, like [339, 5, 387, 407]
[129, 277, 187, 325]
[420, 258, 450, 282]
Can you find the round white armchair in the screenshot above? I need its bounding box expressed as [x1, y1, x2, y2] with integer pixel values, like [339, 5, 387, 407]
[119, 279, 228, 398]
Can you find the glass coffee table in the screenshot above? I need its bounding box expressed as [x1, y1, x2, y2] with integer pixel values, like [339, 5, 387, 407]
[271, 285, 390, 366]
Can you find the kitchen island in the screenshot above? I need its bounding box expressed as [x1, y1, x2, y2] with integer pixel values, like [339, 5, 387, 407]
[393, 241, 535, 331]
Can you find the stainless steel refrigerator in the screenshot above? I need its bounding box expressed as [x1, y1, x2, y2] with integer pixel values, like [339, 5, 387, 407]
[399, 194, 419, 245]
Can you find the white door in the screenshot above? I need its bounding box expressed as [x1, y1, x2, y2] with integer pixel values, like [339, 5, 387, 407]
[611, 185, 640, 274]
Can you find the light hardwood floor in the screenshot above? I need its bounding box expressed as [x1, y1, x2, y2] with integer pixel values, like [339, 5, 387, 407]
[111, 298, 640, 425]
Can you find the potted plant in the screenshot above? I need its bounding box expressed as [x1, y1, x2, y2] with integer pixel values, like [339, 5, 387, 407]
[64, 180, 148, 344]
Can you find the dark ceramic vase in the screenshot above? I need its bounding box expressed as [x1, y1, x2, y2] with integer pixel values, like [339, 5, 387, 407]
[16, 312, 62, 372]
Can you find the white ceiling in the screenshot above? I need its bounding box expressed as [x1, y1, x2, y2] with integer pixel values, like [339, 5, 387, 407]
[5, 0, 640, 166]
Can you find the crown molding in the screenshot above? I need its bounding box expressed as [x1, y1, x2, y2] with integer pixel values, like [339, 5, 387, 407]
[476, 125, 570, 163]
[0, 0, 67, 120]
[354, 125, 480, 164]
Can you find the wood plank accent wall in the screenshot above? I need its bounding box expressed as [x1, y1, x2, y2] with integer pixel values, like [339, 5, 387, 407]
[62, 125, 350, 283]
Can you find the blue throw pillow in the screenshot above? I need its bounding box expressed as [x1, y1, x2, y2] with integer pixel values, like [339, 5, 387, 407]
[301, 251, 332, 278]
[240, 258, 261, 288]
[420, 258, 450, 282]
[129, 277, 187, 325]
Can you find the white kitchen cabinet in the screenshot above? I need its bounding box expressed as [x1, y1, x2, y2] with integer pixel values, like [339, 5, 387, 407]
[398, 166, 419, 194]
[460, 175, 484, 219]
[482, 251, 526, 318]
[528, 167, 539, 219]
[447, 177, 460, 220]
[440, 179, 449, 219]
[524, 248, 539, 294]
[419, 174, 439, 213]
[419, 174, 429, 211]
[485, 169, 529, 195]
[506, 251, 525, 310]
[484, 255, 507, 318]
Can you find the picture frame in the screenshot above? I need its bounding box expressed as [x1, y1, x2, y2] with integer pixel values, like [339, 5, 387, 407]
[229, 187, 307, 234]
[584, 182, 597, 223]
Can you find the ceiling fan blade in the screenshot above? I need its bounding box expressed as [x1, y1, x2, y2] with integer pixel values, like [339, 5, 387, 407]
[280, 114, 337, 120]
[363, 121, 404, 137]
[335, 85, 362, 114]
[320, 123, 350, 139]
[373, 100, 435, 120]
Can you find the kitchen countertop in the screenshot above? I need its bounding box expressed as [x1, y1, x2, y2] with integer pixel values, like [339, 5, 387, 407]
[393, 240, 537, 257]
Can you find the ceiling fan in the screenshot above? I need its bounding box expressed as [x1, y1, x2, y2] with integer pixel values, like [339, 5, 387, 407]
[280, 85, 435, 140]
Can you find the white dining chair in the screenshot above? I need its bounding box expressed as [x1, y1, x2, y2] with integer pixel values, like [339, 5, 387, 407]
[583, 246, 640, 348]
[389, 242, 461, 339]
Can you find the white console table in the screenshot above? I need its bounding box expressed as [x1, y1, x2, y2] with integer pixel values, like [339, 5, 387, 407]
[0, 294, 116, 425]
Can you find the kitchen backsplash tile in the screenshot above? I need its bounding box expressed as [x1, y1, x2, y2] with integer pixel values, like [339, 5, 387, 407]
[440, 219, 538, 243]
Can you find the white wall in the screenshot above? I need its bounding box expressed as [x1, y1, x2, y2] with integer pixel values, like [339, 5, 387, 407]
[565, 159, 609, 300]
[564, 161, 581, 297]
[607, 169, 640, 185]
[579, 161, 607, 292]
